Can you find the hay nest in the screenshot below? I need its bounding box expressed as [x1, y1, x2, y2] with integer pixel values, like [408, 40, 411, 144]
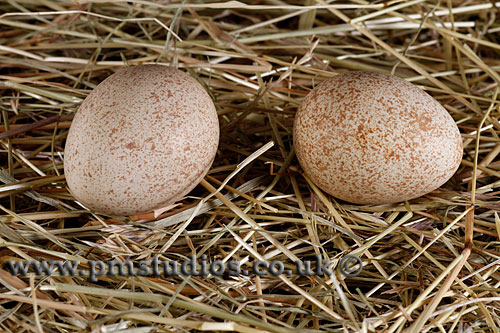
[0, 1, 499, 332]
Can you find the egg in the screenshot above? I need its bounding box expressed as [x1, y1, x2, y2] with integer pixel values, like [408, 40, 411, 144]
[293, 71, 462, 205]
[64, 65, 219, 215]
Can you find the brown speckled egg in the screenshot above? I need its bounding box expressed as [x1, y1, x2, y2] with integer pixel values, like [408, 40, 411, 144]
[64, 65, 219, 215]
[293, 71, 463, 205]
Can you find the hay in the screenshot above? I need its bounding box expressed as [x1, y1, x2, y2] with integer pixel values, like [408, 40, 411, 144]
[0, 0, 499, 331]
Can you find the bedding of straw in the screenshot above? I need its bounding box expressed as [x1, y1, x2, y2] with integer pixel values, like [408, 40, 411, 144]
[0, 0, 500, 332]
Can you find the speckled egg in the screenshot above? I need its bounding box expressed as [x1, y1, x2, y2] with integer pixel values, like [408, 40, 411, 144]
[64, 65, 219, 215]
[293, 71, 462, 205]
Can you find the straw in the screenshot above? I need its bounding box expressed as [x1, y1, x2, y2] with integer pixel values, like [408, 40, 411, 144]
[0, 0, 499, 331]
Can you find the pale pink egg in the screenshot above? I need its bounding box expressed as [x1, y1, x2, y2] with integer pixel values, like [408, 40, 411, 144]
[64, 65, 219, 215]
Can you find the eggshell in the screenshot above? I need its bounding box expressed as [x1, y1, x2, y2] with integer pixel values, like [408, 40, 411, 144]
[64, 65, 219, 215]
[293, 71, 463, 205]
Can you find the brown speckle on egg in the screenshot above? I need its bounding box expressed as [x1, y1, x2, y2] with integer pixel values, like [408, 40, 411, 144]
[64, 65, 219, 215]
[293, 71, 463, 205]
